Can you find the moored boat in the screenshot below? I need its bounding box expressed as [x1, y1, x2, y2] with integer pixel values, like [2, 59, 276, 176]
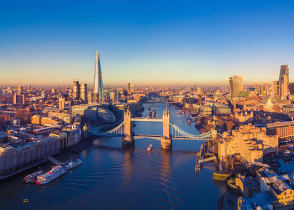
[63, 158, 82, 170]
[36, 165, 67, 185]
[23, 170, 44, 183]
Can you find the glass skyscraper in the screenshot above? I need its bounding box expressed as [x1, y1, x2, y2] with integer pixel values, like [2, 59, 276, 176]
[94, 51, 104, 103]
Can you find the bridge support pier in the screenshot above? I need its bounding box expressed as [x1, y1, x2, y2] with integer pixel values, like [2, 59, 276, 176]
[122, 136, 134, 147]
[161, 138, 172, 150]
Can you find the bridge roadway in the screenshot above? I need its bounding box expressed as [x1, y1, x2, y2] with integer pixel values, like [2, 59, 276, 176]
[131, 118, 163, 122]
[133, 135, 210, 140]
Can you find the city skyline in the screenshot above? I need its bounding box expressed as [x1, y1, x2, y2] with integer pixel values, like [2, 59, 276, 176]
[1, 0, 294, 86]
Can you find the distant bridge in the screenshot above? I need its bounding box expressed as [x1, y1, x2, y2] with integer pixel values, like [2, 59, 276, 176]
[88, 109, 219, 149]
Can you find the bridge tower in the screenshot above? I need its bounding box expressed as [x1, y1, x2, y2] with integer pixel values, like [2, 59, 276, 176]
[161, 109, 172, 149]
[123, 108, 134, 146]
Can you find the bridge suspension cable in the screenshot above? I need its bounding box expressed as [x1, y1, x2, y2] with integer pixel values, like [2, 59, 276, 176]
[170, 122, 212, 140]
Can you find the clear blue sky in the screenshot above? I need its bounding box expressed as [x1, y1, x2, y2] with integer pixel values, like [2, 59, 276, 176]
[0, 0, 294, 87]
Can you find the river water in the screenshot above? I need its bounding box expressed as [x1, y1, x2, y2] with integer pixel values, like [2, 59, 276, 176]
[0, 103, 228, 210]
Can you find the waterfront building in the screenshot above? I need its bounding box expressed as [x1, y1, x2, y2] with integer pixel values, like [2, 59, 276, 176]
[94, 51, 104, 103]
[235, 174, 259, 197]
[218, 124, 278, 164]
[279, 65, 289, 99]
[255, 167, 294, 209]
[73, 80, 80, 99]
[80, 83, 88, 103]
[229, 75, 243, 97]
[0, 125, 81, 178]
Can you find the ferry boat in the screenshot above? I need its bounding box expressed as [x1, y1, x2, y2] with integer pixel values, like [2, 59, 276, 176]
[147, 144, 153, 151]
[36, 165, 67, 185]
[63, 158, 82, 170]
[23, 170, 44, 183]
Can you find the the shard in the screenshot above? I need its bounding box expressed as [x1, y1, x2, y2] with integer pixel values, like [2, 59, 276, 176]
[94, 51, 104, 103]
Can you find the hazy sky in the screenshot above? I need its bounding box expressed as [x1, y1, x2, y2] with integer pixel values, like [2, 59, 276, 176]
[0, 0, 294, 87]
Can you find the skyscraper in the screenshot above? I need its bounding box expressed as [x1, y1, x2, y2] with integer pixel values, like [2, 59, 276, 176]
[80, 83, 88, 103]
[279, 65, 289, 99]
[229, 75, 243, 97]
[127, 82, 135, 94]
[272, 81, 280, 97]
[59, 97, 65, 111]
[94, 51, 104, 103]
[73, 80, 80, 99]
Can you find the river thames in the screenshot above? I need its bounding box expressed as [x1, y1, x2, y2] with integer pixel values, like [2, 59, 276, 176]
[0, 103, 229, 210]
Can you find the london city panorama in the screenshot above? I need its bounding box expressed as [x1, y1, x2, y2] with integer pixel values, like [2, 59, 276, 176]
[1, 1, 294, 210]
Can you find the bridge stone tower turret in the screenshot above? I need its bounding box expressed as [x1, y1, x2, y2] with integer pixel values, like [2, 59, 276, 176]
[161, 109, 172, 149]
[123, 108, 134, 146]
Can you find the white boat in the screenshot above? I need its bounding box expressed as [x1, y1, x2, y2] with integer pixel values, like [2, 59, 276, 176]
[36, 165, 67, 185]
[24, 170, 44, 183]
[63, 158, 82, 170]
[147, 144, 153, 151]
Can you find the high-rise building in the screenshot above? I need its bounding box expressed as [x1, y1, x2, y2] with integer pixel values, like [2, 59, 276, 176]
[229, 75, 243, 97]
[17, 85, 23, 94]
[73, 80, 80, 99]
[272, 81, 280, 97]
[109, 91, 116, 104]
[127, 82, 135, 94]
[289, 83, 294, 95]
[87, 91, 94, 104]
[59, 97, 65, 111]
[13, 93, 25, 105]
[94, 51, 104, 103]
[80, 83, 88, 102]
[279, 65, 289, 99]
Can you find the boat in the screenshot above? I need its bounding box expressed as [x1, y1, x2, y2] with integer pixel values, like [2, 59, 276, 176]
[23, 170, 44, 183]
[147, 144, 153, 151]
[36, 165, 67, 185]
[213, 171, 231, 181]
[63, 158, 82, 170]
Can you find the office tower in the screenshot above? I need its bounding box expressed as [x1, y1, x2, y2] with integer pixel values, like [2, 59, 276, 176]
[94, 51, 104, 103]
[73, 80, 80, 99]
[289, 83, 294, 95]
[272, 81, 280, 96]
[279, 65, 289, 99]
[13, 93, 25, 105]
[59, 97, 65, 111]
[109, 91, 116, 104]
[264, 83, 269, 95]
[229, 75, 243, 97]
[80, 83, 88, 102]
[17, 85, 23, 94]
[116, 91, 121, 103]
[127, 82, 135, 94]
[87, 91, 94, 104]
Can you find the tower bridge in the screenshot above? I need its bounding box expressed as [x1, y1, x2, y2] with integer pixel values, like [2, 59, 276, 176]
[89, 109, 219, 149]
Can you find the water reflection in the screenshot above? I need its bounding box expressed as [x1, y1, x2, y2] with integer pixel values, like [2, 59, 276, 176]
[122, 146, 135, 183]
